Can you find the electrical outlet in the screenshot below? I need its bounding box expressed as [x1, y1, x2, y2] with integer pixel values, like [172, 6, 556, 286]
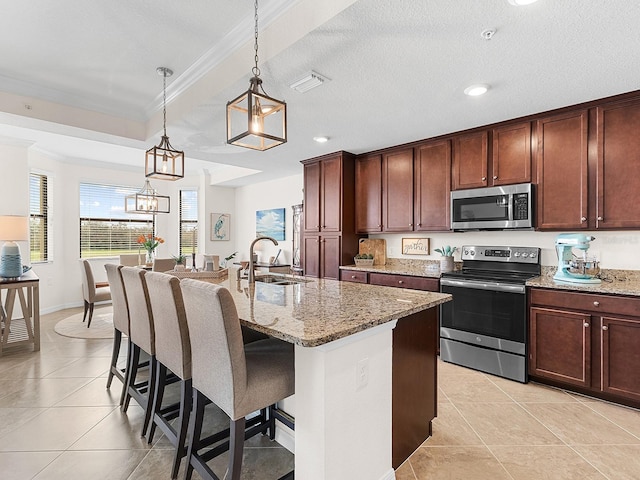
[356, 357, 369, 390]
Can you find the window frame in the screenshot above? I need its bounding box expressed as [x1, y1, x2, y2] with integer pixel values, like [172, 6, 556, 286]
[179, 189, 198, 256]
[29, 172, 50, 263]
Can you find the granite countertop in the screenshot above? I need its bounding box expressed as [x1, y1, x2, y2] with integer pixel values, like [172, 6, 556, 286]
[340, 258, 459, 279]
[199, 274, 451, 347]
[526, 267, 640, 297]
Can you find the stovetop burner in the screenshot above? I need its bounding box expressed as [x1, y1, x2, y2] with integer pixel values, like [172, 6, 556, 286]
[441, 245, 541, 284]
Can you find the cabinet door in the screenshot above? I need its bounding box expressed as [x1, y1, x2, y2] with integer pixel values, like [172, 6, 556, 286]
[320, 155, 342, 232]
[321, 235, 341, 280]
[529, 307, 591, 388]
[303, 235, 320, 277]
[303, 162, 321, 232]
[414, 140, 451, 231]
[355, 154, 383, 233]
[452, 131, 488, 190]
[596, 100, 640, 229]
[492, 122, 531, 186]
[601, 316, 640, 401]
[536, 110, 589, 230]
[382, 148, 414, 232]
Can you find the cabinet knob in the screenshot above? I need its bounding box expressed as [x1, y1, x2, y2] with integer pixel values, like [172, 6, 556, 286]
[351, 275, 356, 279]
[584, 322, 590, 327]
[378, 224, 382, 227]
[417, 223, 421, 227]
[602, 325, 609, 331]
[398, 280, 404, 284]
[581, 217, 587, 222]
[409, 224, 413, 227]
[593, 301, 600, 307]
[597, 216, 603, 221]
[493, 175, 498, 180]
[482, 177, 487, 181]
[315, 225, 320, 228]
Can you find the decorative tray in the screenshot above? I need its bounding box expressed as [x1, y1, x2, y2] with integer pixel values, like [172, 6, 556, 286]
[166, 268, 228, 279]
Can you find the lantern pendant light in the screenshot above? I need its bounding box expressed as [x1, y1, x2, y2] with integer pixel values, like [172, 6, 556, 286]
[226, 0, 287, 151]
[146, 67, 184, 180]
[125, 179, 170, 214]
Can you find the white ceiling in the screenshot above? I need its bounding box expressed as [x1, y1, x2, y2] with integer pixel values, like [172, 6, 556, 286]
[1, 0, 639, 186]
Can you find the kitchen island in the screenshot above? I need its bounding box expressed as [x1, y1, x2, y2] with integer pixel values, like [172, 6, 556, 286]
[200, 272, 451, 480]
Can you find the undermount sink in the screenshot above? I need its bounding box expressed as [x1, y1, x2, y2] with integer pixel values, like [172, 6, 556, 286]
[254, 275, 307, 286]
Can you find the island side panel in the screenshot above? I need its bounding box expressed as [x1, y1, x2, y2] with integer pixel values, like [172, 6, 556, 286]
[392, 307, 438, 468]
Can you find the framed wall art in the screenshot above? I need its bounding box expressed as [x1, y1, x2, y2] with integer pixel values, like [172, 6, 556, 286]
[402, 237, 430, 255]
[256, 208, 286, 241]
[211, 213, 230, 241]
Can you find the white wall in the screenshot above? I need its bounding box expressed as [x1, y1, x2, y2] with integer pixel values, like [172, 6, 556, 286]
[234, 173, 304, 265]
[373, 230, 640, 270]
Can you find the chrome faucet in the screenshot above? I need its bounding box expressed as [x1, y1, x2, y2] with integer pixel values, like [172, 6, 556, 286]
[248, 236, 279, 283]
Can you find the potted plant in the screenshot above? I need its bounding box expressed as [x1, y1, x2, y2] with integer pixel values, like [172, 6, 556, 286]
[434, 245, 457, 272]
[172, 253, 186, 271]
[354, 253, 374, 267]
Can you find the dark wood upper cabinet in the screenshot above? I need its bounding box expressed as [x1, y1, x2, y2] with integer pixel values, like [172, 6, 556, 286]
[382, 148, 414, 232]
[303, 161, 321, 232]
[355, 154, 382, 233]
[596, 99, 640, 229]
[492, 122, 531, 186]
[536, 110, 589, 230]
[414, 139, 451, 231]
[452, 131, 488, 190]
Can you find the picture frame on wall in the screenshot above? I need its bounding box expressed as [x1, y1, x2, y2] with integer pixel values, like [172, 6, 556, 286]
[211, 213, 230, 241]
[402, 237, 430, 255]
[256, 208, 286, 241]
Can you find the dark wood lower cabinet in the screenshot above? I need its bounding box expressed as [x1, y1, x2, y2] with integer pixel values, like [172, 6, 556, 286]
[392, 308, 437, 469]
[529, 288, 640, 408]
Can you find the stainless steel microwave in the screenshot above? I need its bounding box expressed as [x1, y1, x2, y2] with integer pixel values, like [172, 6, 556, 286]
[450, 183, 534, 230]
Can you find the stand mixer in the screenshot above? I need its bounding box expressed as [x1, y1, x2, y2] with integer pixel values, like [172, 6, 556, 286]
[553, 233, 601, 284]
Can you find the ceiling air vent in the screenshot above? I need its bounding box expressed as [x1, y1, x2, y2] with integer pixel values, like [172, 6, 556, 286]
[289, 71, 330, 93]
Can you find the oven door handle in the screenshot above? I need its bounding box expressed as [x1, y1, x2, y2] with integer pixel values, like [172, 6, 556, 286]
[440, 278, 525, 294]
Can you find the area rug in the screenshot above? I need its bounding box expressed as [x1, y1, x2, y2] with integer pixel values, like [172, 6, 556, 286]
[54, 306, 114, 339]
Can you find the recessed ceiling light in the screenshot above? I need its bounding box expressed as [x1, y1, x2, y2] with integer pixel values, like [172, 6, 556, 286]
[313, 136, 329, 143]
[507, 0, 539, 5]
[464, 84, 490, 96]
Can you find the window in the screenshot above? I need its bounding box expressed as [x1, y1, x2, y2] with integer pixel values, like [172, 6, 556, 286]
[180, 190, 198, 255]
[29, 173, 49, 263]
[80, 183, 155, 258]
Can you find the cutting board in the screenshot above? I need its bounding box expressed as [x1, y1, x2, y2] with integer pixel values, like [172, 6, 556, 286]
[358, 238, 387, 265]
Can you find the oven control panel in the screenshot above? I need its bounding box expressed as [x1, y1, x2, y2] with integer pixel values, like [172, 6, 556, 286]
[460, 245, 540, 263]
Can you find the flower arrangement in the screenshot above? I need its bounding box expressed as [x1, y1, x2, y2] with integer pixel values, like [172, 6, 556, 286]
[137, 234, 164, 254]
[434, 246, 458, 257]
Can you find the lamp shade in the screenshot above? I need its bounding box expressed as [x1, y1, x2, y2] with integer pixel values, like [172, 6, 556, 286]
[0, 215, 28, 278]
[0, 215, 29, 241]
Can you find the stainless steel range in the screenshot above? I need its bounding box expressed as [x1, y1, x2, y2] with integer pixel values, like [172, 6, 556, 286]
[440, 245, 541, 383]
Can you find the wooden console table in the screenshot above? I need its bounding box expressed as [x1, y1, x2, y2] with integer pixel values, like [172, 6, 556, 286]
[0, 270, 40, 355]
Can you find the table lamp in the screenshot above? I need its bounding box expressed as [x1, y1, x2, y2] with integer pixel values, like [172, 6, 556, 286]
[0, 215, 29, 279]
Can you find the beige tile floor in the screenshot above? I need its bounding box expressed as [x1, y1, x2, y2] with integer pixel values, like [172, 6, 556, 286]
[2, 307, 640, 479]
[397, 360, 640, 480]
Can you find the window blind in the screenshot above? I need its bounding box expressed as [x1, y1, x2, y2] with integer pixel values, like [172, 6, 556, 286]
[80, 182, 155, 258]
[180, 190, 198, 255]
[29, 173, 49, 263]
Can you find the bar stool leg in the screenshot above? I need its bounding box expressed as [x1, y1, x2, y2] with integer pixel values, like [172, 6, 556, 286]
[228, 417, 246, 480]
[106, 329, 122, 389]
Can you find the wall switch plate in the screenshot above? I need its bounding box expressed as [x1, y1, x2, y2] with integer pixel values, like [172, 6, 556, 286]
[356, 357, 369, 390]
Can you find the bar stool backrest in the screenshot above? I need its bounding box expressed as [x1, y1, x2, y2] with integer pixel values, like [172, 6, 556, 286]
[145, 271, 191, 380]
[104, 264, 129, 335]
[121, 267, 154, 354]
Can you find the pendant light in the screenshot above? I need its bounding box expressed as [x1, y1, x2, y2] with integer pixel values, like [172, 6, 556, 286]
[125, 179, 170, 214]
[226, 0, 287, 151]
[145, 67, 184, 180]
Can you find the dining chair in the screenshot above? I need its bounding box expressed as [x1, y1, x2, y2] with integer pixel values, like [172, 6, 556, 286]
[119, 253, 142, 266]
[152, 257, 175, 272]
[144, 271, 192, 479]
[180, 279, 295, 480]
[80, 259, 111, 328]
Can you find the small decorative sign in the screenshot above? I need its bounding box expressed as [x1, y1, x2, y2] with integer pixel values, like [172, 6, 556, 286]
[402, 238, 430, 255]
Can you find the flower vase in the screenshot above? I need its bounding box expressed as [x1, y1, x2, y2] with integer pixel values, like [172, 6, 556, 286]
[145, 251, 154, 267]
[440, 256, 454, 272]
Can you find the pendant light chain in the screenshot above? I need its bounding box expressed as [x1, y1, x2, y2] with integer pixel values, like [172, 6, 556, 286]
[252, 0, 260, 78]
[162, 69, 167, 137]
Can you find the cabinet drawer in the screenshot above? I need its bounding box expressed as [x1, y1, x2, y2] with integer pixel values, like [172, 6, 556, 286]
[530, 288, 640, 317]
[369, 273, 439, 292]
[340, 270, 369, 283]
